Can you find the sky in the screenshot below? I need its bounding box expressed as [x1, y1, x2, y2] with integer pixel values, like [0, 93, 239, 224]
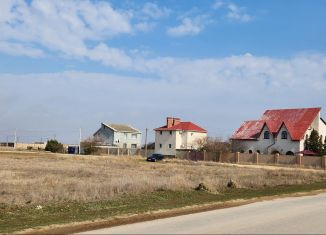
[1, 0, 326, 144]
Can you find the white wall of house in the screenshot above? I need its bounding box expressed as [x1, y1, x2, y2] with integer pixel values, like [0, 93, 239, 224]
[155, 131, 207, 155]
[232, 124, 300, 155]
[114, 132, 142, 148]
[155, 131, 177, 155]
[270, 124, 300, 155]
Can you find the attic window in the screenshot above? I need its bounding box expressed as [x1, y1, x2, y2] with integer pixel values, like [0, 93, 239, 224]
[264, 131, 270, 139]
[169, 131, 172, 135]
[281, 131, 287, 139]
[160, 131, 162, 135]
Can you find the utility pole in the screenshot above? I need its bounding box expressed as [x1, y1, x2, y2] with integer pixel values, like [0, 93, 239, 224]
[144, 128, 148, 158]
[79, 128, 82, 154]
[14, 129, 17, 149]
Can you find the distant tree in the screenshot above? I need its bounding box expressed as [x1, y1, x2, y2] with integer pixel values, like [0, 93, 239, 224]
[45, 139, 64, 153]
[306, 130, 325, 155]
[142, 142, 155, 150]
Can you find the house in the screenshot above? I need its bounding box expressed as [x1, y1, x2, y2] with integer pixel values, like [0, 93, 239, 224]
[154, 117, 207, 156]
[93, 123, 142, 149]
[231, 107, 326, 155]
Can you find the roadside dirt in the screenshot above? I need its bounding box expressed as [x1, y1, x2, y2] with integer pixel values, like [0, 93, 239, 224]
[18, 189, 326, 235]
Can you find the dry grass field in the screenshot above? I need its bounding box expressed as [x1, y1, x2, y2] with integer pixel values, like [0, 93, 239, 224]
[1, 152, 326, 205]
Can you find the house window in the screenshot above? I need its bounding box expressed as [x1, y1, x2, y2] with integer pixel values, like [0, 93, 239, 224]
[324, 136, 326, 144]
[257, 150, 261, 154]
[159, 144, 162, 148]
[281, 131, 287, 139]
[191, 133, 193, 136]
[169, 131, 172, 135]
[249, 150, 253, 154]
[264, 131, 270, 139]
[160, 131, 162, 135]
[306, 134, 309, 139]
[124, 133, 128, 139]
[169, 144, 172, 148]
[123, 143, 127, 148]
[131, 144, 137, 148]
[131, 134, 137, 139]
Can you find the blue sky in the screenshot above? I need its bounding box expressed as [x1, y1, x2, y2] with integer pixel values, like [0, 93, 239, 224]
[0, 0, 326, 144]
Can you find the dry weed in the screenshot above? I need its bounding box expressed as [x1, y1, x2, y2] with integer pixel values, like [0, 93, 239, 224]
[1, 153, 326, 205]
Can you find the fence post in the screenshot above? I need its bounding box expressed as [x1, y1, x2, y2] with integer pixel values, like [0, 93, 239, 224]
[203, 150, 206, 161]
[322, 156, 326, 170]
[274, 153, 279, 164]
[117, 148, 120, 156]
[296, 155, 302, 168]
[254, 152, 259, 164]
[235, 152, 240, 163]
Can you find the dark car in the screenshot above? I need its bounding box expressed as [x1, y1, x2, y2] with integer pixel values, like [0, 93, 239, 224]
[146, 153, 164, 162]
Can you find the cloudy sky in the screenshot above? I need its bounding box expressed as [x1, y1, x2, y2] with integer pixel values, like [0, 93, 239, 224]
[1, 0, 326, 144]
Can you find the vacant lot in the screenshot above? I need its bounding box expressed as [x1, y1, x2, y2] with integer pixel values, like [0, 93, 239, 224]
[1, 152, 326, 205]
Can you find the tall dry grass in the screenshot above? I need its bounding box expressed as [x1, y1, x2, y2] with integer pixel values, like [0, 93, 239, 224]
[1, 153, 326, 205]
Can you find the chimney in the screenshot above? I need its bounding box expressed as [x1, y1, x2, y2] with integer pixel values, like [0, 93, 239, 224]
[166, 117, 181, 128]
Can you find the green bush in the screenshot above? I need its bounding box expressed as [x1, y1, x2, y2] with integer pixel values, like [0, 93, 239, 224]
[45, 139, 64, 153]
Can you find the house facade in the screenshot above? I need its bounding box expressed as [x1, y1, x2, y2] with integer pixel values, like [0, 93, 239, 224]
[154, 117, 207, 156]
[93, 123, 142, 149]
[231, 108, 326, 155]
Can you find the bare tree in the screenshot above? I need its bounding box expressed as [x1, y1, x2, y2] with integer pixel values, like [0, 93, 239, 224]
[196, 137, 231, 154]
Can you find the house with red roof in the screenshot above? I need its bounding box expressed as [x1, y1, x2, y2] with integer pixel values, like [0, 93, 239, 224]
[231, 108, 326, 155]
[154, 117, 207, 156]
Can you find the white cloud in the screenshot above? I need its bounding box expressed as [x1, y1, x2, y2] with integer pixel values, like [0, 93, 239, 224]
[212, 0, 224, 9]
[1, 54, 326, 142]
[226, 3, 252, 22]
[0, 41, 44, 57]
[142, 2, 170, 19]
[167, 16, 208, 37]
[0, 0, 134, 68]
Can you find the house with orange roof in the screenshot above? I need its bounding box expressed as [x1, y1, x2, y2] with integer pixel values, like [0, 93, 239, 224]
[154, 117, 207, 156]
[231, 107, 326, 155]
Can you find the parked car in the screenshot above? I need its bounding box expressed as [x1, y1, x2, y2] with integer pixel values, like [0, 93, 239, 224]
[146, 153, 164, 162]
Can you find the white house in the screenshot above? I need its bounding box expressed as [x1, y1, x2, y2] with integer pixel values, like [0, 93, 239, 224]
[231, 107, 326, 155]
[154, 117, 207, 156]
[93, 123, 142, 149]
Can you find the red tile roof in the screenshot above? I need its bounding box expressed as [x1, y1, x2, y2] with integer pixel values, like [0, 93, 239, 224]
[231, 108, 321, 141]
[155, 122, 207, 133]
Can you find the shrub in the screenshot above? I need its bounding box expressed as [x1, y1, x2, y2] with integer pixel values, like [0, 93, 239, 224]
[45, 139, 64, 153]
[81, 137, 102, 155]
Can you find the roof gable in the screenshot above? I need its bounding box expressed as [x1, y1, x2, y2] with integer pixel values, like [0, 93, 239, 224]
[231, 107, 321, 140]
[155, 121, 207, 133]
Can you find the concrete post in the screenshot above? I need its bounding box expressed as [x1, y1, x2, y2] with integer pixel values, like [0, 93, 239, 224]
[117, 148, 120, 156]
[254, 152, 259, 164]
[296, 155, 302, 167]
[322, 156, 326, 170]
[274, 153, 279, 164]
[235, 152, 240, 163]
[203, 150, 206, 161]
